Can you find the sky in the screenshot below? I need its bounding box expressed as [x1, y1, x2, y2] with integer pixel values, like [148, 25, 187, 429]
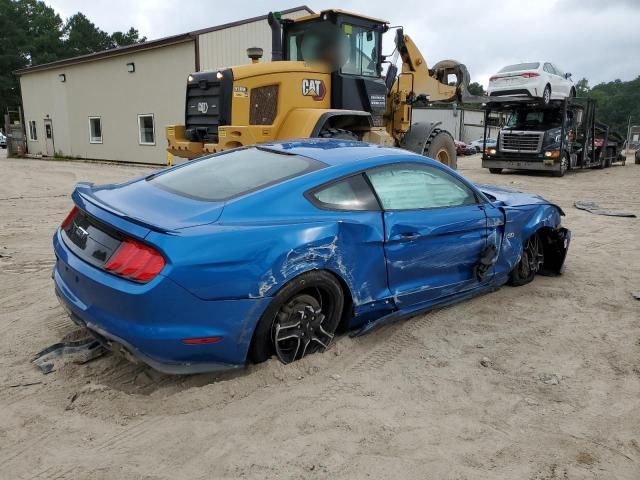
[46, 0, 640, 88]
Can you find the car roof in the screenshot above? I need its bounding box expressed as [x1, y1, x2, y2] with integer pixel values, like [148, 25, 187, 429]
[256, 139, 419, 167]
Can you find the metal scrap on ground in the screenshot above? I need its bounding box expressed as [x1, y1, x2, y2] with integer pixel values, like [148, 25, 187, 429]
[574, 201, 636, 218]
[32, 336, 107, 374]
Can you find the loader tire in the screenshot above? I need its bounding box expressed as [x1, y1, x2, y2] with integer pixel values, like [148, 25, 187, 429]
[319, 128, 358, 141]
[424, 129, 457, 170]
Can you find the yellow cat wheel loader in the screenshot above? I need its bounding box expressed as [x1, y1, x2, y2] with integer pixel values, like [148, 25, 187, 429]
[166, 9, 472, 169]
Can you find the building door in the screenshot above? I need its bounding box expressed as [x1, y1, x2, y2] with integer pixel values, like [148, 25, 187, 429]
[44, 119, 54, 156]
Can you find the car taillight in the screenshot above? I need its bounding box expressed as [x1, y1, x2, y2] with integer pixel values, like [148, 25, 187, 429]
[521, 72, 540, 78]
[489, 75, 498, 82]
[61, 206, 79, 229]
[104, 238, 165, 283]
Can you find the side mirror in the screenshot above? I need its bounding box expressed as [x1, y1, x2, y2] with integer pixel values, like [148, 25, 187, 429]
[385, 64, 398, 90]
[565, 72, 572, 79]
[394, 28, 405, 52]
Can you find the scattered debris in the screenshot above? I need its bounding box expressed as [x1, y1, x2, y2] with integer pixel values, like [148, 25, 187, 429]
[633, 292, 640, 301]
[576, 451, 597, 466]
[6, 381, 42, 388]
[539, 373, 561, 385]
[32, 336, 108, 374]
[480, 357, 491, 367]
[330, 374, 342, 381]
[574, 201, 636, 218]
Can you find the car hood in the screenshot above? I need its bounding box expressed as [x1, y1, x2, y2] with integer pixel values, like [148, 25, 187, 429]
[476, 183, 564, 214]
[74, 178, 225, 232]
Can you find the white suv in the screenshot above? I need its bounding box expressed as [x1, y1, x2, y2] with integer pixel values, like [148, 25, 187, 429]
[488, 62, 575, 103]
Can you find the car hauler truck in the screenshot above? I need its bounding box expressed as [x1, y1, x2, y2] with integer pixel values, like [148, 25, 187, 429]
[481, 97, 625, 177]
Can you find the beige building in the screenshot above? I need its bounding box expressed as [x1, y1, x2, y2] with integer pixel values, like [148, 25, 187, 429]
[16, 6, 311, 165]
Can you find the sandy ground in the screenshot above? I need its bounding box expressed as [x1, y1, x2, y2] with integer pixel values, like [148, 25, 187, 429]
[1, 149, 639, 480]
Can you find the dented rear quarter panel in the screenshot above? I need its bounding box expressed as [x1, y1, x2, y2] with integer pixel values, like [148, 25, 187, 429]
[153, 162, 392, 314]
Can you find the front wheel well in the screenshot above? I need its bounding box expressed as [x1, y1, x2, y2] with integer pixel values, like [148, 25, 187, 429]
[535, 226, 568, 275]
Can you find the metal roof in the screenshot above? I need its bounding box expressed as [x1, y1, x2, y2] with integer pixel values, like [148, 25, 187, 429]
[15, 5, 313, 75]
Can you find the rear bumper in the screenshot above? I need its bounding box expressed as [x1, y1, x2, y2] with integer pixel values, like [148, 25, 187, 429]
[52, 230, 271, 374]
[482, 158, 561, 172]
[488, 80, 539, 98]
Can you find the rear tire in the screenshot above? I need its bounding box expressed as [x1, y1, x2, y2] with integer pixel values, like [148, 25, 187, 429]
[319, 128, 358, 141]
[424, 129, 457, 170]
[249, 271, 344, 364]
[489, 168, 503, 174]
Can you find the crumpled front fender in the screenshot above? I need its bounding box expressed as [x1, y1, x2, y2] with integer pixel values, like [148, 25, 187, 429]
[495, 203, 567, 276]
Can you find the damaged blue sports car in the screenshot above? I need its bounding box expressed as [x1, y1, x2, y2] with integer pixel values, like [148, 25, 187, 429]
[53, 140, 570, 373]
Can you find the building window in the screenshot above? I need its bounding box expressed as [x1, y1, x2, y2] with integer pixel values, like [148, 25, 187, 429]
[89, 117, 102, 144]
[138, 114, 155, 145]
[28, 120, 38, 141]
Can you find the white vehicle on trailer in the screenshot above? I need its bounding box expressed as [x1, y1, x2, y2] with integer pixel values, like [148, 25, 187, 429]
[488, 62, 576, 104]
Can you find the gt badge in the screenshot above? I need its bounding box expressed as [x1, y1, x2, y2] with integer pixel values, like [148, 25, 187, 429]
[301, 79, 326, 101]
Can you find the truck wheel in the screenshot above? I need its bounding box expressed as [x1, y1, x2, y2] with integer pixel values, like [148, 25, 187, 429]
[319, 128, 358, 141]
[542, 85, 551, 104]
[489, 168, 503, 174]
[553, 155, 568, 177]
[424, 129, 457, 170]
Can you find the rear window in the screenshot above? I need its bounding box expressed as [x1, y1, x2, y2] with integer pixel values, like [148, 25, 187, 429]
[150, 147, 323, 201]
[499, 62, 540, 73]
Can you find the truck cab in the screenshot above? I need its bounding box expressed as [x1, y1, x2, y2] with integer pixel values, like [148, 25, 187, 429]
[482, 97, 622, 177]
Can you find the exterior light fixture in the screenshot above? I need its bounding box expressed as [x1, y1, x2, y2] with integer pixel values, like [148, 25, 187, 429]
[127, 62, 135, 73]
[59, 74, 66, 82]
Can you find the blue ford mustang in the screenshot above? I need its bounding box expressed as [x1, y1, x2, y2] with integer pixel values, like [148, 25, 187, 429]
[53, 140, 570, 373]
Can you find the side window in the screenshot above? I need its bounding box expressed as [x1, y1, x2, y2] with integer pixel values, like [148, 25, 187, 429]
[544, 63, 554, 74]
[138, 114, 155, 145]
[89, 117, 102, 144]
[28, 120, 38, 141]
[309, 174, 379, 211]
[367, 164, 477, 210]
[552, 64, 564, 77]
[340, 25, 379, 77]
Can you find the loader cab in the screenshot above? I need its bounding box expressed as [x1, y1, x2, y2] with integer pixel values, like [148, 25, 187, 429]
[283, 10, 389, 125]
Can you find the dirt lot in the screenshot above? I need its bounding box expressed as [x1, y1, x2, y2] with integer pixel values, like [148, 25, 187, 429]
[1, 150, 639, 480]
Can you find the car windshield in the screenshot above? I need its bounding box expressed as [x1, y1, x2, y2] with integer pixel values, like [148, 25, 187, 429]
[505, 109, 563, 129]
[498, 62, 540, 73]
[150, 147, 323, 201]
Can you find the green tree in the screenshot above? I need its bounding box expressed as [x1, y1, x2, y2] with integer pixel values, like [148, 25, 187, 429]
[0, 0, 145, 119]
[583, 76, 640, 135]
[63, 13, 114, 56]
[467, 82, 485, 96]
[111, 28, 146, 48]
[0, 0, 65, 119]
[575, 77, 590, 96]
